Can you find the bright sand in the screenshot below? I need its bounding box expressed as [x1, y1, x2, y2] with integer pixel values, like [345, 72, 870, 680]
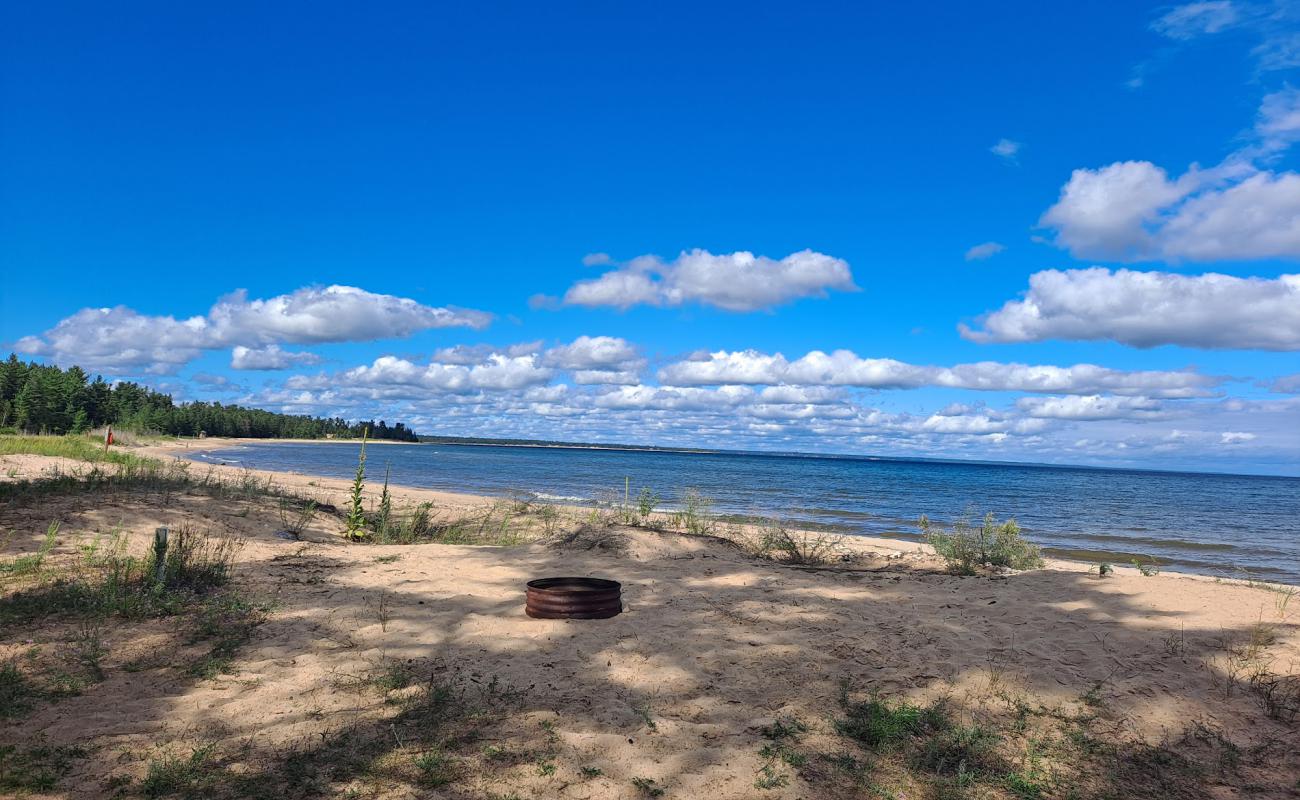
[1, 437, 1297, 798]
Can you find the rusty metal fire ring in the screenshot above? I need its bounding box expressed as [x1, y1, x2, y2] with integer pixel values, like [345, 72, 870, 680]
[525, 577, 622, 619]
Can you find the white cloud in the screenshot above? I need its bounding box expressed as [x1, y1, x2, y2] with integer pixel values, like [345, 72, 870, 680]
[1151, 1, 1239, 39]
[432, 342, 542, 365]
[571, 369, 642, 385]
[559, 249, 857, 312]
[1252, 86, 1300, 157]
[1221, 431, 1257, 444]
[541, 335, 644, 371]
[962, 268, 1300, 350]
[1039, 91, 1300, 262]
[990, 139, 1021, 161]
[206, 285, 491, 343]
[15, 285, 491, 374]
[332, 353, 554, 394]
[1155, 170, 1300, 260]
[1015, 395, 1167, 421]
[230, 344, 324, 370]
[657, 348, 1220, 397]
[964, 242, 1006, 261]
[1039, 161, 1200, 260]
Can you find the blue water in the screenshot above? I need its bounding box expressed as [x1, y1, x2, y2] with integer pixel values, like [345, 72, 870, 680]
[190, 442, 1300, 584]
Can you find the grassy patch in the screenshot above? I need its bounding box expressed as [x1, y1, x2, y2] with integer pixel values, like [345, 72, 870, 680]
[0, 660, 38, 719]
[140, 743, 220, 798]
[0, 434, 158, 468]
[754, 715, 808, 790]
[230, 669, 525, 796]
[186, 594, 271, 680]
[836, 690, 951, 750]
[0, 521, 60, 577]
[412, 747, 456, 787]
[0, 525, 242, 627]
[0, 743, 86, 793]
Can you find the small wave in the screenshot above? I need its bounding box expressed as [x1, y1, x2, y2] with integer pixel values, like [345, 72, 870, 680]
[1072, 531, 1236, 552]
[534, 492, 587, 503]
[197, 453, 242, 465]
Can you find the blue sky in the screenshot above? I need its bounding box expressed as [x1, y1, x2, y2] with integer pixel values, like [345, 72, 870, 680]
[2, 1, 1299, 475]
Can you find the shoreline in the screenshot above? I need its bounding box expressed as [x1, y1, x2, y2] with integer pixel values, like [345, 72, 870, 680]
[140, 436, 1299, 589]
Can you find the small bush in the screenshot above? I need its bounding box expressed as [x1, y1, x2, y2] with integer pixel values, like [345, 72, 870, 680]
[1132, 556, 1160, 577]
[154, 526, 243, 592]
[637, 487, 659, 523]
[673, 489, 715, 535]
[920, 512, 1043, 574]
[754, 519, 845, 565]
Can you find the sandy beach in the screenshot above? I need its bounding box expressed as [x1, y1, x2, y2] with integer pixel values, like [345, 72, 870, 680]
[1, 438, 1297, 798]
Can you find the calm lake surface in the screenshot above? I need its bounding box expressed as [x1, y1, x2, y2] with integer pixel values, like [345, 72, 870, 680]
[190, 441, 1300, 584]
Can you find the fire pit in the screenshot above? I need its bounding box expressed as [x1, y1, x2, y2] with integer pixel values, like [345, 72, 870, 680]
[525, 577, 622, 619]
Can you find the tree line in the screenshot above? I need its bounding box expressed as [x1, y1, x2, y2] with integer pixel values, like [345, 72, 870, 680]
[0, 354, 418, 442]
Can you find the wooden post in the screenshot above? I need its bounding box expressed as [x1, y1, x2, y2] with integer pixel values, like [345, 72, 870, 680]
[153, 526, 169, 587]
[104, 425, 113, 453]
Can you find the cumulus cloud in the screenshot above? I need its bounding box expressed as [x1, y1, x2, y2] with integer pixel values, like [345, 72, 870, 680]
[230, 344, 324, 370]
[1038, 87, 1300, 262]
[15, 285, 492, 374]
[962, 268, 1300, 350]
[540, 335, 644, 371]
[557, 249, 857, 312]
[432, 342, 542, 365]
[329, 354, 554, 394]
[990, 139, 1022, 162]
[964, 242, 1006, 261]
[657, 348, 1220, 397]
[287, 336, 645, 397]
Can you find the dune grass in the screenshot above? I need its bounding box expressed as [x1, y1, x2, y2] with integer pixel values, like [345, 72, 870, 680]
[0, 434, 159, 468]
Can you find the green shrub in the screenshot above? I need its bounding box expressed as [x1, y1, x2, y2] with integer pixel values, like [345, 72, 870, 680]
[920, 512, 1044, 574]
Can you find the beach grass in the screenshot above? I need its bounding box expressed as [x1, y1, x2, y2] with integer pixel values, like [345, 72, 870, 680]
[0, 433, 158, 468]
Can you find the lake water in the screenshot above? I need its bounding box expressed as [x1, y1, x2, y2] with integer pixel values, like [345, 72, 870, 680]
[189, 441, 1300, 584]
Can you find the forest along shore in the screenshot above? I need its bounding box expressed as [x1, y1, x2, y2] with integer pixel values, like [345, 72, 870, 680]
[0, 437, 1296, 798]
